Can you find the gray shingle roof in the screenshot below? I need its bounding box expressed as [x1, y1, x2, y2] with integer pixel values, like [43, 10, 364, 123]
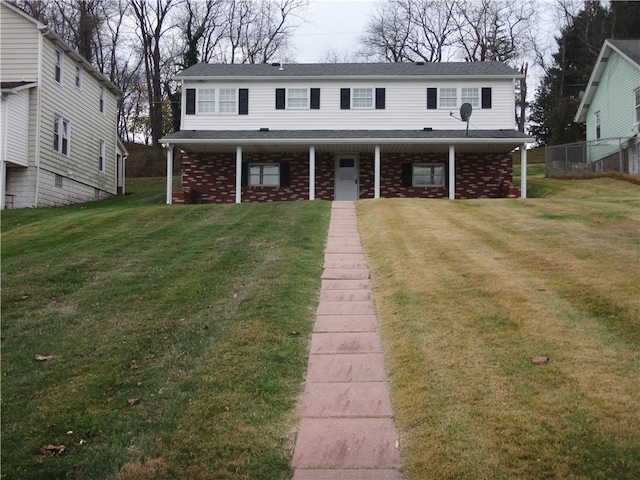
[608, 39, 640, 68]
[162, 129, 531, 142]
[177, 62, 522, 79]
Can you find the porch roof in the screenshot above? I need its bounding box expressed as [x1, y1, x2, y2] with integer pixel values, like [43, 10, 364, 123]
[161, 129, 532, 154]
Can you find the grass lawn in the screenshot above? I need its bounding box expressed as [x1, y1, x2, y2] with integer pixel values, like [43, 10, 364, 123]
[357, 178, 640, 479]
[1, 180, 331, 479]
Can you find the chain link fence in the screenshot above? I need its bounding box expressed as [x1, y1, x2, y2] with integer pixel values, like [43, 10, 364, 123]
[546, 137, 639, 176]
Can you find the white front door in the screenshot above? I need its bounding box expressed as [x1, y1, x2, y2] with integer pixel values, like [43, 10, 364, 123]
[335, 156, 359, 201]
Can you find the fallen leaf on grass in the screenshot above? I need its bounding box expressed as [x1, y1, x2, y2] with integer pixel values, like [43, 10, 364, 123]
[40, 445, 65, 456]
[130, 360, 139, 369]
[128, 398, 141, 406]
[531, 356, 550, 365]
[35, 354, 55, 361]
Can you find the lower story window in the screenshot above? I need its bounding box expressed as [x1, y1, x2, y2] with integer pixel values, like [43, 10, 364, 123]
[413, 163, 445, 187]
[250, 164, 279, 186]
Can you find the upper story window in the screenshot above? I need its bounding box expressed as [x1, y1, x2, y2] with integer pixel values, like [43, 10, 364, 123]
[353, 88, 373, 109]
[634, 88, 640, 124]
[53, 114, 70, 156]
[55, 50, 62, 83]
[219, 89, 237, 114]
[595, 111, 601, 140]
[75, 63, 82, 88]
[439, 88, 457, 108]
[461, 88, 479, 107]
[197, 89, 216, 114]
[99, 86, 105, 113]
[287, 88, 308, 109]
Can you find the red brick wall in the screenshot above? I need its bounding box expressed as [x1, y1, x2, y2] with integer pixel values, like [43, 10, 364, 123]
[173, 150, 517, 203]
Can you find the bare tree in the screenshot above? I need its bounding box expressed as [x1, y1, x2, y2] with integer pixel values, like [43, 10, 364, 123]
[359, 0, 412, 62]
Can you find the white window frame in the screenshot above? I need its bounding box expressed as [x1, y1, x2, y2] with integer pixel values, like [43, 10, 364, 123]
[413, 163, 445, 187]
[595, 111, 601, 140]
[634, 88, 640, 125]
[439, 88, 457, 108]
[461, 87, 479, 107]
[249, 163, 280, 186]
[99, 86, 105, 113]
[75, 62, 82, 88]
[197, 88, 216, 114]
[55, 50, 62, 84]
[99, 140, 105, 172]
[219, 88, 237, 114]
[54, 114, 70, 156]
[352, 88, 374, 109]
[287, 88, 309, 109]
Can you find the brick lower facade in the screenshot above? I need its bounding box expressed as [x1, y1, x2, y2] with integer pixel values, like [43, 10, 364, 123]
[173, 150, 520, 204]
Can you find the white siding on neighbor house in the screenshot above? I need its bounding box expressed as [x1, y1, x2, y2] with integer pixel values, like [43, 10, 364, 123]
[1, 89, 31, 166]
[38, 36, 119, 196]
[0, 4, 40, 82]
[181, 78, 516, 131]
[585, 51, 640, 142]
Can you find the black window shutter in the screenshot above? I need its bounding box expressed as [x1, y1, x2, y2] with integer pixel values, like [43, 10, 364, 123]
[401, 163, 412, 187]
[310, 88, 320, 109]
[241, 162, 248, 187]
[275, 88, 285, 109]
[340, 88, 350, 109]
[481, 87, 492, 109]
[186, 88, 196, 115]
[426, 88, 437, 109]
[375, 88, 385, 109]
[239, 88, 249, 115]
[280, 162, 291, 187]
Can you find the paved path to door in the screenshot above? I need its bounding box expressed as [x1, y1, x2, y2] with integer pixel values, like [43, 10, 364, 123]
[291, 201, 403, 480]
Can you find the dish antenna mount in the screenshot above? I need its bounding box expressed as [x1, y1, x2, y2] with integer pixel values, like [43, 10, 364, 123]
[451, 103, 473, 136]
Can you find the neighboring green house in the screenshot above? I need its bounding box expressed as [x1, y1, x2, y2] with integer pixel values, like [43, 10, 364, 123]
[574, 39, 640, 174]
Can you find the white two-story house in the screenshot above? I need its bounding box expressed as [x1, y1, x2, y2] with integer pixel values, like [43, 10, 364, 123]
[160, 62, 531, 204]
[0, 0, 127, 209]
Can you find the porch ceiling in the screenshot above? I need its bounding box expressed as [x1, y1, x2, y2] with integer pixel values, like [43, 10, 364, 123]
[160, 129, 532, 155]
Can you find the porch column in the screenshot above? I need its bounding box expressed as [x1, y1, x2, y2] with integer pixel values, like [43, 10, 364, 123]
[235, 146, 243, 204]
[165, 144, 173, 205]
[309, 146, 315, 200]
[520, 143, 527, 199]
[374, 145, 381, 199]
[448, 145, 455, 200]
[0, 159, 6, 210]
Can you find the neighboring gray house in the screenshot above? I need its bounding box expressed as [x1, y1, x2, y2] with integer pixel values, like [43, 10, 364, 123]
[0, 0, 127, 209]
[160, 62, 532, 204]
[574, 39, 640, 174]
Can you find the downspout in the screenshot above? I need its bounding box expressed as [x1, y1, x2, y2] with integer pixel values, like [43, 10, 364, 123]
[34, 29, 45, 207]
[165, 144, 173, 204]
[520, 144, 527, 199]
[1, 94, 8, 210]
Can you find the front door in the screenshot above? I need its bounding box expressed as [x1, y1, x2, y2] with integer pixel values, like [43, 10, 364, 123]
[335, 156, 359, 201]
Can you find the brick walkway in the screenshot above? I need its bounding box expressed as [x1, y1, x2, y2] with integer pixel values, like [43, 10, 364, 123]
[291, 202, 403, 480]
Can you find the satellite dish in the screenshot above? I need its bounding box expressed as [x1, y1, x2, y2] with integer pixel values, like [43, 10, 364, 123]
[460, 103, 473, 122]
[460, 103, 472, 136]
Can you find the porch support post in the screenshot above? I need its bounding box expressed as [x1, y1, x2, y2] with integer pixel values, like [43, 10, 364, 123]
[165, 144, 173, 205]
[520, 143, 527, 199]
[448, 145, 455, 200]
[0, 159, 6, 210]
[309, 146, 315, 200]
[374, 145, 381, 199]
[235, 146, 243, 204]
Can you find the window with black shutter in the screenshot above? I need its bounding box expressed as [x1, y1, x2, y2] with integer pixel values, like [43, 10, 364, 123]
[375, 88, 385, 109]
[186, 88, 196, 115]
[427, 88, 437, 109]
[310, 88, 320, 109]
[275, 88, 286, 109]
[340, 88, 350, 109]
[481, 87, 492, 109]
[239, 89, 249, 115]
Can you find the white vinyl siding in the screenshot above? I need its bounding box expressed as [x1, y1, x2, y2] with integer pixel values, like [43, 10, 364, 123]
[181, 79, 516, 131]
[0, 4, 40, 82]
[2, 89, 30, 167]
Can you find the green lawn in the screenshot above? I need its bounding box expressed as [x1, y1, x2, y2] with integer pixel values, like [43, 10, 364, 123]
[1, 180, 331, 479]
